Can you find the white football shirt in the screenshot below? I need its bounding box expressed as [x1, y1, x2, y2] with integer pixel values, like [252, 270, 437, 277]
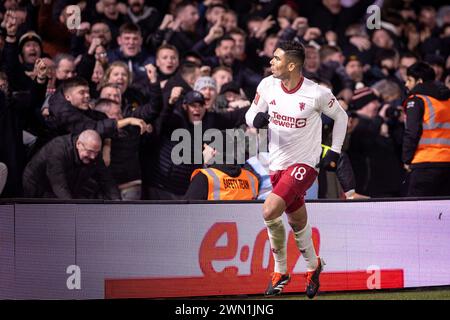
[245, 75, 348, 171]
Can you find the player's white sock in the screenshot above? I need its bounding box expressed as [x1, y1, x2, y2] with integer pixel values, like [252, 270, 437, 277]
[264, 217, 287, 274]
[294, 223, 318, 271]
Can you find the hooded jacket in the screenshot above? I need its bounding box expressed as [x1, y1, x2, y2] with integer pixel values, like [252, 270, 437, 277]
[402, 81, 450, 167]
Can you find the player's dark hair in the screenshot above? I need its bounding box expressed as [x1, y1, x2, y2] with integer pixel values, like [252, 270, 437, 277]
[407, 62, 436, 82]
[277, 40, 306, 67]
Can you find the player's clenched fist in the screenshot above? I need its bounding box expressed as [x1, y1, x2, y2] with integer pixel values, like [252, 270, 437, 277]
[253, 112, 270, 129]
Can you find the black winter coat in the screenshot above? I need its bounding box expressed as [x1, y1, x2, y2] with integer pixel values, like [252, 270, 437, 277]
[146, 104, 250, 196]
[47, 89, 118, 138]
[22, 134, 120, 199]
[1, 41, 34, 92]
[0, 90, 26, 197]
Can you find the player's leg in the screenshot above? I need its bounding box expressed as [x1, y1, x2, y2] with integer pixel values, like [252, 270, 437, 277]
[286, 204, 317, 271]
[283, 163, 323, 298]
[262, 192, 290, 296]
[287, 204, 324, 299]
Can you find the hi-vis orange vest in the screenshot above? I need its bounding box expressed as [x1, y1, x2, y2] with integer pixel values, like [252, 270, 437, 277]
[190, 168, 259, 200]
[410, 94, 450, 164]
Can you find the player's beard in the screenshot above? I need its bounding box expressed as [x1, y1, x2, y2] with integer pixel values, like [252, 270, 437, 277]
[271, 67, 279, 78]
[270, 64, 289, 79]
[271, 69, 287, 80]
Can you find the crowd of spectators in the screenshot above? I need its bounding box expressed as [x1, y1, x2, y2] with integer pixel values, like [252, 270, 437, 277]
[1, 0, 449, 200]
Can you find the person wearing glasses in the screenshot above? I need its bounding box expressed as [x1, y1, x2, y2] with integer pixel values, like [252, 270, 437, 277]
[22, 129, 121, 200]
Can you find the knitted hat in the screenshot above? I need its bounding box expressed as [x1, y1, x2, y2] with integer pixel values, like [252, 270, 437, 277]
[194, 76, 216, 92]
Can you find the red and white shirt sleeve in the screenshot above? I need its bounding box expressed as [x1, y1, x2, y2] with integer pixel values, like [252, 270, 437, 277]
[245, 79, 270, 127]
[315, 85, 349, 155]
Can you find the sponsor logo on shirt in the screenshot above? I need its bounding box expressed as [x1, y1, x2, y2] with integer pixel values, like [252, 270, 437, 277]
[271, 111, 307, 128]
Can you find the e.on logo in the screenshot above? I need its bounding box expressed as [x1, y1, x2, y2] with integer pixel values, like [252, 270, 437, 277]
[198, 222, 320, 277]
[104, 222, 405, 298]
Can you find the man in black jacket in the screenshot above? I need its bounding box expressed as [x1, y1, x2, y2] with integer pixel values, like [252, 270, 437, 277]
[47, 77, 150, 138]
[161, 61, 201, 109]
[22, 130, 121, 200]
[402, 62, 450, 196]
[1, 9, 43, 93]
[145, 89, 249, 200]
[94, 98, 157, 200]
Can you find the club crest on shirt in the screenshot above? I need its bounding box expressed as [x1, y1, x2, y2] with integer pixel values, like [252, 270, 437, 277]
[299, 102, 305, 111]
[328, 98, 335, 108]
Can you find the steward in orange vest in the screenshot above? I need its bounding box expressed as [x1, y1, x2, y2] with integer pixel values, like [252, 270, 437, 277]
[407, 93, 450, 164]
[402, 62, 450, 196]
[186, 165, 260, 200]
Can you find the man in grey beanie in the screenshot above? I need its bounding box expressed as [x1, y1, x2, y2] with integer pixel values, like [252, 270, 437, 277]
[194, 76, 218, 111]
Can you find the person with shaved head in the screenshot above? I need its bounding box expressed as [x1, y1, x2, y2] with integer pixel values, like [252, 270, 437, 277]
[22, 130, 121, 199]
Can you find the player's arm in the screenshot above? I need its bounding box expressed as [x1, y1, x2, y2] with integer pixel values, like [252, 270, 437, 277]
[245, 81, 269, 128]
[402, 97, 424, 166]
[319, 89, 349, 170]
